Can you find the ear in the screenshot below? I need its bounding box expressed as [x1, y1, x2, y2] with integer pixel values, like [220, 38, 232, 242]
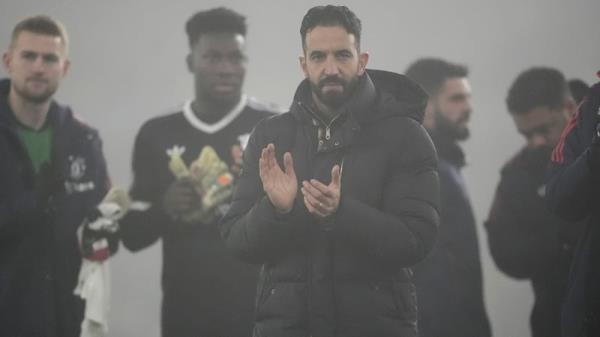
[299, 54, 308, 78]
[61, 59, 71, 78]
[2, 52, 11, 72]
[186, 53, 193, 73]
[423, 100, 436, 130]
[357, 51, 369, 76]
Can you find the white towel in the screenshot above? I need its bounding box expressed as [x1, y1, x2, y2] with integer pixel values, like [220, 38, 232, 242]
[74, 259, 111, 337]
[74, 187, 130, 337]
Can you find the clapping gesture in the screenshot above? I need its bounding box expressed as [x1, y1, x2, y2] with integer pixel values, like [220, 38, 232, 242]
[301, 165, 341, 219]
[259, 144, 297, 213]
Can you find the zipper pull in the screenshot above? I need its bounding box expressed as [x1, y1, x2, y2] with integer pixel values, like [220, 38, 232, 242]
[325, 127, 331, 140]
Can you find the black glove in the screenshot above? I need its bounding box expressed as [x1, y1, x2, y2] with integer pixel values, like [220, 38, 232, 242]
[81, 207, 119, 261]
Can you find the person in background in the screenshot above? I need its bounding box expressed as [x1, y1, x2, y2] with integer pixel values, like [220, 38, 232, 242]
[0, 15, 115, 337]
[546, 70, 600, 336]
[405, 57, 491, 337]
[119, 7, 278, 337]
[485, 67, 582, 337]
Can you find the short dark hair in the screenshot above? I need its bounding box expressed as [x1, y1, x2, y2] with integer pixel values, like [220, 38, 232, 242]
[185, 7, 247, 47]
[10, 15, 69, 52]
[506, 67, 569, 115]
[300, 5, 362, 51]
[568, 78, 589, 105]
[405, 58, 468, 96]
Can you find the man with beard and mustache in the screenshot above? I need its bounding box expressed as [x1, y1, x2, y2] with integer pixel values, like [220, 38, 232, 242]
[119, 7, 278, 337]
[405, 58, 491, 337]
[0, 16, 114, 337]
[220, 5, 440, 337]
[485, 67, 582, 337]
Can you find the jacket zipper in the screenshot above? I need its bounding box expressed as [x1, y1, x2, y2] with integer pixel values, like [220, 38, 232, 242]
[298, 102, 348, 335]
[299, 102, 342, 142]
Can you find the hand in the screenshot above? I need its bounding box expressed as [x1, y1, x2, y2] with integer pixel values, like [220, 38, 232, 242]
[301, 165, 341, 219]
[163, 177, 201, 216]
[259, 143, 297, 213]
[81, 208, 119, 261]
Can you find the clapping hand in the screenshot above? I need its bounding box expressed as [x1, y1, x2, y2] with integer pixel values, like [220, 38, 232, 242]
[259, 144, 297, 213]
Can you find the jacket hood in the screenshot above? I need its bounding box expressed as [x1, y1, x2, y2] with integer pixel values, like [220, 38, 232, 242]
[0, 78, 72, 128]
[430, 130, 466, 168]
[291, 69, 428, 124]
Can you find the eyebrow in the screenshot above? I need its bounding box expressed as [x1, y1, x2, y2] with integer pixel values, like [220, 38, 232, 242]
[449, 92, 470, 99]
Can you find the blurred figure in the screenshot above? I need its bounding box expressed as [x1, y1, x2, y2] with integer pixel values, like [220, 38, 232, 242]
[485, 67, 581, 337]
[119, 8, 277, 337]
[405, 58, 491, 337]
[547, 74, 600, 337]
[568, 78, 589, 106]
[0, 15, 114, 337]
[221, 5, 439, 337]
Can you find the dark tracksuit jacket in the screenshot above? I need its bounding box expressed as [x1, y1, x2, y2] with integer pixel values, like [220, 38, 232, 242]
[0, 79, 111, 337]
[547, 80, 600, 337]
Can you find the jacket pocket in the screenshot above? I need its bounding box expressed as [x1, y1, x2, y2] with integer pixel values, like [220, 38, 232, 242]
[255, 281, 307, 327]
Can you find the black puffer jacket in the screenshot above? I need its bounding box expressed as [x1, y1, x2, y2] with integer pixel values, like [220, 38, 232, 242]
[220, 70, 440, 337]
[0, 79, 110, 337]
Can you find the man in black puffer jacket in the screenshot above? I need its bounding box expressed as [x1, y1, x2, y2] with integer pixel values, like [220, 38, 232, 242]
[220, 5, 440, 337]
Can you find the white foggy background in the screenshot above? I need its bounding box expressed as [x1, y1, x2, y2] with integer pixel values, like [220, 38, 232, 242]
[2, 0, 599, 336]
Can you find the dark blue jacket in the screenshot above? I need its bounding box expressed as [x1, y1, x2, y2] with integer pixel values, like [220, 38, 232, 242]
[413, 133, 491, 337]
[0, 79, 110, 337]
[547, 80, 600, 337]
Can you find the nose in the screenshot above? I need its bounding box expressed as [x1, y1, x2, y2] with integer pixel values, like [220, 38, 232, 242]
[463, 97, 473, 116]
[32, 56, 46, 72]
[528, 133, 548, 149]
[323, 55, 340, 76]
[215, 60, 236, 76]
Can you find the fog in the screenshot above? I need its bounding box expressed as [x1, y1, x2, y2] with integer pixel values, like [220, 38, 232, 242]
[2, 0, 599, 336]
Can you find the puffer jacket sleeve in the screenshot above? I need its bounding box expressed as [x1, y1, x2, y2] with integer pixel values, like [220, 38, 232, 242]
[334, 118, 440, 267]
[547, 82, 600, 221]
[219, 116, 303, 264]
[486, 164, 560, 278]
